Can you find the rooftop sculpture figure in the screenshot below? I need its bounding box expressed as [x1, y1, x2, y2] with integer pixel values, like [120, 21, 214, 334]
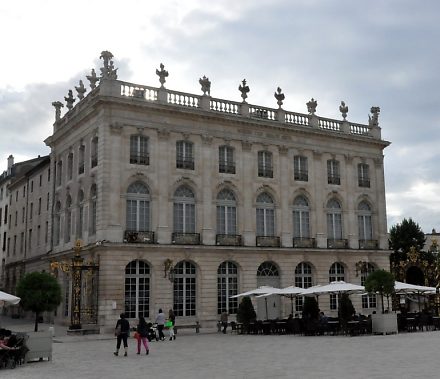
[339, 101, 348, 120]
[156, 63, 169, 88]
[306, 98, 318, 115]
[274, 87, 285, 108]
[199, 76, 211, 95]
[238, 79, 250, 102]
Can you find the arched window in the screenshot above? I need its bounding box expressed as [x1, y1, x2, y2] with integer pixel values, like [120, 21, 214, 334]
[293, 195, 310, 238]
[173, 186, 195, 233]
[77, 190, 84, 238]
[54, 201, 61, 246]
[327, 198, 342, 240]
[65, 195, 72, 243]
[256, 193, 275, 236]
[257, 261, 280, 319]
[125, 260, 150, 318]
[329, 262, 345, 310]
[126, 182, 150, 232]
[89, 184, 97, 235]
[216, 189, 237, 235]
[361, 263, 376, 309]
[257, 261, 279, 277]
[217, 261, 238, 315]
[295, 262, 313, 311]
[358, 201, 372, 241]
[173, 261, 196, 316]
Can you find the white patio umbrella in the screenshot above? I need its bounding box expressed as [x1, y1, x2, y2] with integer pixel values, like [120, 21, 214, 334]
[394, 281, 436, 294]
[230, 286, 279, 319]
[256, 286, 304, 314]
[0, 290, 21, 305]
[301, 281, 365, 296]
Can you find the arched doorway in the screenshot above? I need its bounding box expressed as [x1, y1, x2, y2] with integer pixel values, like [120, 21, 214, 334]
[256, 261, 280, 320]
[406, 266, 424, 285]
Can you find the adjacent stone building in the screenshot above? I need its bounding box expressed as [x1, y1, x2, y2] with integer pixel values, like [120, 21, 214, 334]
[5, 51, 391, 329]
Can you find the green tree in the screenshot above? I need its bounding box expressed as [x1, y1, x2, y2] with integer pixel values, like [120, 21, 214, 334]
[302, 296, 319, 321]
[236, 296, 256, 324]
[364, 270, 395, 313]
[389, 218, 425, 253]
[16, 272, 62, 331]
[338, 293, 355, 331]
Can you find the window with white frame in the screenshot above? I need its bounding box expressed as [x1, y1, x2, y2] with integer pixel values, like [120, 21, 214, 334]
[258, 151, 273, 178]
[217, 261, 238, 315]
[257, 261, 279, 277]
[130, 135, 149, 165]
[89, 184, 97, 235]
[126, 181, 150, 232]
[219, 145, 235, 174]
[176, 140, 194, 170]
[327, 198, 342, 240]
[293, 195, 310, 238]
[216, 189, 237, 235]
[77, 190, 84, 238]
[256, 192, 275, 236]
[91, 137, 98, 168]
[329, 262, 345, 310]
[173, 260, 196, 316]
[65, 195, 72, 243]
[56, 160, 63, 187]
[358, 201, 373, 241]
[295, 262, 313, 312]
[173, 186, 195, 233]
[125, 260, 150, 318]
[327, 159, 340, 185]
[361, 263, 377, 309]
[294, 155, 308, 181]
[358, 163, 370, 188]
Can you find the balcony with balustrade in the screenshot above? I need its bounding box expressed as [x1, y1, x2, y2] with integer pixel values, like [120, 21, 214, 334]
[359, 239, 379, 249]
[172, 232, 200, 245]
[327, 239, 348, 249]
[216, 234, 242, 246]
[256, 236, 281, 247]
[124, 230, 155, 244]
[293, 237, 316, 248]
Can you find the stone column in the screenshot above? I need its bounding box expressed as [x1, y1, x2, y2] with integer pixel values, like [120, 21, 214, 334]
[278, 146, 291, 247]
[201, 135, 215, 245]
[241, 141, 255, 245]
[313, 151, 326, 248]
[156, 130, 171, 243]
[344, 155, 357, 249]
[374, 156, 388, 250]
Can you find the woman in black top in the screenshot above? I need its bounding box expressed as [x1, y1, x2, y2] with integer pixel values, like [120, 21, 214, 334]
[114, 313, 130, 356]
[136, 317, 150, 355]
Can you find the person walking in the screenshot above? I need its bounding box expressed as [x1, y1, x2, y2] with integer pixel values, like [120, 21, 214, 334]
[220, 311, 228, 334]
[155, 308, 166, 341]
[168, 309, 176, 341]
[136, 316, 150, 355]
[114, 313, 130, 357]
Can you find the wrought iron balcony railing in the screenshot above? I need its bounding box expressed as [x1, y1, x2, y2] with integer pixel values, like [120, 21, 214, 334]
[258, 167, 273, 178]
[219, 162, 236, 174]
[91, 154, 98, 168]
[172, 232, 200, 245]
[358, 178, 370, 188]
[216, 234, 242, 246]
[327, 239, 348, 249]
[328, 175, 341, 185]
[176, 158, 195, 170]
[124, 230, 155, 244]
[359, 239, 378, 249]
[294, 170, 308, 181]
[130, 153, 150, 165]
[293, 237, 316, 248]
[256, 236, 281, 247]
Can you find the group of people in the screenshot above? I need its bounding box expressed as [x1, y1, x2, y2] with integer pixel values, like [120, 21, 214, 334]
[113, 308, 176, 357]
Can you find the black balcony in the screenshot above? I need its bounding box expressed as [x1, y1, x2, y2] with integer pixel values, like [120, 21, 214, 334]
[130, 153, 150, 165]
[91, 155, 98, 168]
[294, 170, 308, 181]
[219, 163, 236, 174]
[328, 175, 340, 185]
[176, 157, 194, 170]
[124, 230, 155, 244]
[327, 239, 348, 249]
[359, 239, 378, 249]
[216, 234, 242, 246]
[256, 236, 281, 247]
[358, 178, 370, 188]
[172, 232, 200, 245]
[258, 167, 273, 178]
[293, 237, 316, 248]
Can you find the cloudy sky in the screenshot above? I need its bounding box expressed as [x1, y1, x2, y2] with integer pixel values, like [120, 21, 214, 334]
[1, 0, 439, 232]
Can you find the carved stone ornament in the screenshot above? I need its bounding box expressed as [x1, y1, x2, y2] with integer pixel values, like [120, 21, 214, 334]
[64, 90, 76, 111]
[86, 68, 99, 89]
[339, 101, 348, 120]
[201, 135, 213, 145]
[241, 140, 252, 151]
[274, 87, 285, 108]
[157, 129, 170, 140]
[306, 98, 318, 115]
[156, 63, 169, 88]
[75, 80, 87, 100]
[238, 79, 250, 102]
[278, 145, 288, 155]
[369, 106, 380, 127]
[199, 75, 211, 95]
[100, 51, 118, 79]
[52, 101, 64, 121]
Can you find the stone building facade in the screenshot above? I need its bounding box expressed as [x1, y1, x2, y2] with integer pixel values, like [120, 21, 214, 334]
[8, 52, 391, 329]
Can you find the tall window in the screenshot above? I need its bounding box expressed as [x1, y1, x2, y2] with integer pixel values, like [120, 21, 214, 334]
[217, 261, 238, 315]
[256, 192, 275, 236]
[219, 145, 235, 174]
[329, 262, 345, 310]
[358, 201, 372, 241]
[258, 151, 273, 178]
[173, 261, 196, 316]
[327, 159, 340, 185]
[130, 135, 149, 165]
[216, 189, 237, 235]
[65, 195, 72, 243]
[327, 199, 342, 240]
[56, 160, 63, 187]
[126, 182, 150, 232]
[295, 262, 313, 311]
[294, 155, 308, 181]
[293, 196, 310, 238]
[78, 144, 85, 175]
[54, 201, 61, 246]
[77, 190, 84, 238]
[173, 186, 195, 233]
[67, 152, 73, 180]
[89, 184, 97, 235]
[176, 140, 194, 170]
[358, 163, 370, 188]
[361, 263, 377, 309]
[125, 260, 150, 318]
[91, 136, 98, 167]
